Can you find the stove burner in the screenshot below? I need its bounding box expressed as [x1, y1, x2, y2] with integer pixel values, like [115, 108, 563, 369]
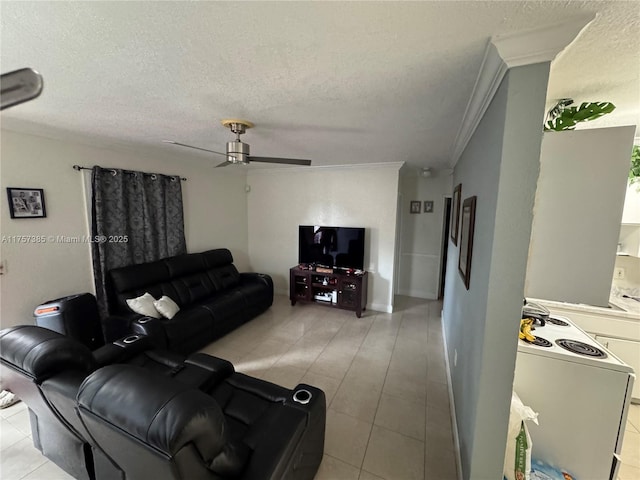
[531, 336, 552, 347]
[546, 316, 569, 326]
[556, 339, 607, 358]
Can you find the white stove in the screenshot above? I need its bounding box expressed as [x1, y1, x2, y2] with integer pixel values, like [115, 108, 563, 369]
[514, 313, 635, 480]
[517, 314, 634, 373]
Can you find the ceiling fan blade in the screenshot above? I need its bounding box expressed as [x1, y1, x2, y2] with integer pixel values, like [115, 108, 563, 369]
[162, 140, 229, 158]
[215, 160, 231, 168]
[248, 156, 312, 166]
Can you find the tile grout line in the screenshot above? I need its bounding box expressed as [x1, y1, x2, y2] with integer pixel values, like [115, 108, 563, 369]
[356, 310, 405, 472]
[326, 312, 379, 413]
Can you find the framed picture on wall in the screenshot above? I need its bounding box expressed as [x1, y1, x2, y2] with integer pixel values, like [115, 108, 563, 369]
[6, 188, 46, 219]
[458, 195, 477, 290]
[424, 201, 434, 213]
[450, 184, 461, 245]
[410, 201, 421, 214]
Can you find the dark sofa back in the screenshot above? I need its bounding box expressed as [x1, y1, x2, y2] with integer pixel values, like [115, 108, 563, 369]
[107, 249, 240, 315]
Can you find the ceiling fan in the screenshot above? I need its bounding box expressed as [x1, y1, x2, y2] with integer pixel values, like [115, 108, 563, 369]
[163, 119, 312, 168]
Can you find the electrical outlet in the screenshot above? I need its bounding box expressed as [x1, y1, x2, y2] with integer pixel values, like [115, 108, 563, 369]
[614, 267, 625, 280]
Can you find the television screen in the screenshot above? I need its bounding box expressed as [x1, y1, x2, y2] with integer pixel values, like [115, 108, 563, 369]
[298, 225, 365, 270]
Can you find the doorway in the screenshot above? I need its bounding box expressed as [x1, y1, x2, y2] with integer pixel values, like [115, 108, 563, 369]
[438, 197, 452, 299]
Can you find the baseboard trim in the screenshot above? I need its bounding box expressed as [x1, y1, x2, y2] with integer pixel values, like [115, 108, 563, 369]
[397, 288, 438, 300]
[370, 302, 393, 313]
[441, 309, 464, 480]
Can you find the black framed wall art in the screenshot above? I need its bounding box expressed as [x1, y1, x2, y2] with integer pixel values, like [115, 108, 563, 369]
[6, 188, 46, 218]
[458, 195, 476, 290]
[450, 183, 461, 245]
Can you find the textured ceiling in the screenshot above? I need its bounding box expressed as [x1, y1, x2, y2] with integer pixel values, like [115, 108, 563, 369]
[1, 1, 638, 170]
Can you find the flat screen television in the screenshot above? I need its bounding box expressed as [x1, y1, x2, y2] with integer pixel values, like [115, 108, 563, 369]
[298, 225, 365, 270]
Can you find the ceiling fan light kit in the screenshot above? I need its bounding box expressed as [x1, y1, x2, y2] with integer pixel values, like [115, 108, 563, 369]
[164, 119, 312, 168]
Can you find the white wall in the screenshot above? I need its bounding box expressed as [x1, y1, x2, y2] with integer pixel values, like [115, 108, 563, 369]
[526, 127, 635, 306]
[246, 164, 402, 312]
[0, 129, 249, 328]
[619, 185, 640, 258]
[621, 184, 640, 225]
[443, 63, 550, 480]
[398, 170, 453, 298]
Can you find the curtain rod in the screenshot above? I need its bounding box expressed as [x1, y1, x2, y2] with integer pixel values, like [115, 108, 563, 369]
[72, 165, 187, 181]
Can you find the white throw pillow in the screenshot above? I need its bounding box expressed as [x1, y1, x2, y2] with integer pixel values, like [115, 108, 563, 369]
[126, 292, 161, 318]
[154, 295, 180, 319]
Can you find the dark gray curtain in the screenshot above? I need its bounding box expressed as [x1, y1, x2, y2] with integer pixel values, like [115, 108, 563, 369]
[91, 166, 186, 317]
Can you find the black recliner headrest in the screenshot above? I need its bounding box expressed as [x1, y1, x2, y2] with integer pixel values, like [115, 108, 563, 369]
[202, 248, 233, 268]
[0, 325, 96, 381]
[77, 365, 249, 476]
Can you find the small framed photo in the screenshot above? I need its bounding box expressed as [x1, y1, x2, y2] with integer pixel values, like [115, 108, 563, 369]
[450, 184, 462, 245]
[7, 188, 46, 219]
[458, 196, 477, 290]
[410, 201, 421, 214]
[424, 201, 434, 213]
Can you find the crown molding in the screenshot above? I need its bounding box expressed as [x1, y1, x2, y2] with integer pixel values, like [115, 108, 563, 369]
[492, 14, 596, 68]
[449, 14, 596, 166]
[247, 161, 405, 176]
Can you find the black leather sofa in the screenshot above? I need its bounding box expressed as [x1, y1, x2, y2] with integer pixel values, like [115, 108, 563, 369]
[104, 248, 273, 354]
[0, 325, 325, 480]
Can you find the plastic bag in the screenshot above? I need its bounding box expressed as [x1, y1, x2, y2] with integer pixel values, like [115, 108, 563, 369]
[530, 458, 576, 480]
[504, 391, 539, 480]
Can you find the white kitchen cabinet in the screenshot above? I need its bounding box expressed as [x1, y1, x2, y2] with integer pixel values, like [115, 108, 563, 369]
[594, 335, 640, 401]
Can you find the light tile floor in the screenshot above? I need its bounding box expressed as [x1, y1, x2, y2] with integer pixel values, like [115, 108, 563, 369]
[620, 403, 640, 480]
[0, 295, 638, 479]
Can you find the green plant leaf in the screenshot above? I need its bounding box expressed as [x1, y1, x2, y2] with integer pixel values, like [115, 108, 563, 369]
[630, 145, 640, 186]
[573, 102, 616, 122]
[543, 100, 616, 131]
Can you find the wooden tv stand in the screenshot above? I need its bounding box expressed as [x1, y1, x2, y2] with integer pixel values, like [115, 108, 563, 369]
[289, 266, 368, 317]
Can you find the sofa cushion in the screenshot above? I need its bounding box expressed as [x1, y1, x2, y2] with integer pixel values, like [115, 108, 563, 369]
[126, 293, 161, 318]
[207, 264, 241, 290]
[164, 253, 207, 277]
[209, 373, 310, 478]
[202, 249, 234, 268]
[109, 260, 170, 293]
[170, 273, 217, 305]
[162, 307, 214, 343]
[201, 291, 247, 332]
[153, 296, 180, 319]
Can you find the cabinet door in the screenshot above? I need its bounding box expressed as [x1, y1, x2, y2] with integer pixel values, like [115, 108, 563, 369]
[291, 272, 311, 301]
[595, 335, 640, 401]
[338, 278, 359, 309]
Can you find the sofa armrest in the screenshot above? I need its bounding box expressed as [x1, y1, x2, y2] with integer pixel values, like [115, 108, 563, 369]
[101, 313, 140, 343]
[130, 316, 168, 349]
[180, 353, 235, 391]
[240, 272, 273, 288]
[285, 383, 326, 473]
[92, 334, 155, 367]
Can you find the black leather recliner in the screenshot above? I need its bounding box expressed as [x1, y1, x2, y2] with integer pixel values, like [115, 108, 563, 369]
[0, 325, 191, 479]
[0, 325, 326, 480]
[78, 365, 325, 480]
[105, 248, 274, 354]
[0, 325, 98, 479]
